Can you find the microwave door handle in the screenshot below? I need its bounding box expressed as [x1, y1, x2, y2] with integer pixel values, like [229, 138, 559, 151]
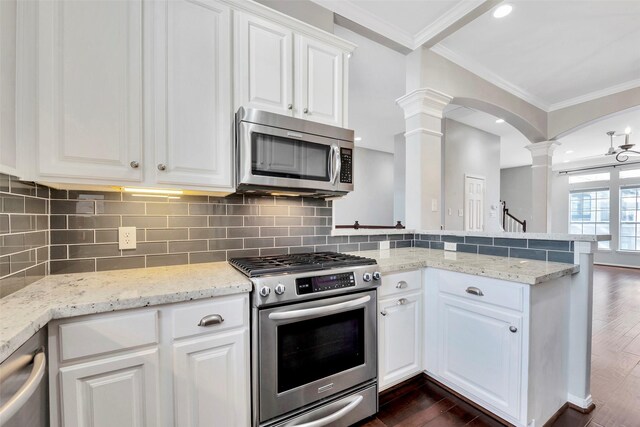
[327, 147, 334, 183]
[268, 295, 371, 321]
[331, 145, 341, 184]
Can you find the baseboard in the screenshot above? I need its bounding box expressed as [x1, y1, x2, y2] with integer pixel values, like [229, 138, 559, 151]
[567, 393, 595, 413]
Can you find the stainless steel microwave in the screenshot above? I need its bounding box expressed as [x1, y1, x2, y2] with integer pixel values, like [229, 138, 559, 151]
[235, 108, 355, 197]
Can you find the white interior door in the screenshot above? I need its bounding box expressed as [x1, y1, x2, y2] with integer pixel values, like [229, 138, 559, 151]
[464, 175, 485, 232]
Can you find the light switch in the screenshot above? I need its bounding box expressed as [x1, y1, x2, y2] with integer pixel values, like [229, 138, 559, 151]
[431, 199, 438, 212]
[458, 209, 464, 217]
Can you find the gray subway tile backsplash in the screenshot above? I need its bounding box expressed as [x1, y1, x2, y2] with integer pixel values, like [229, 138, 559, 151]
[1, 172, 581, 297]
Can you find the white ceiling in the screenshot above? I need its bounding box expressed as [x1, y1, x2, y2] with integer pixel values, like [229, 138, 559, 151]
[444, 104, 640, 169]
[555, 106, 640, 165]
[313, 0, 640, 111]
[444, 104, 532, 168]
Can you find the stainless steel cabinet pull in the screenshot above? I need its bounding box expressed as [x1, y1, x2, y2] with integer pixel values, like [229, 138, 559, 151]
[287, 131, 304, 139]
[396, 281, 408, 289]
[287, 104, 293, 110]
[509, 326, 518, 333]
[465, 286, 484, 296]
[157, 163, 167, 171]
[198, 314, 224, 327]
[130, 161, 139, 169]
[397, 298, 408, 305]
[303, 107, 309, 114]
[292, 395, 363, 427]
[0, 349, 46, 422]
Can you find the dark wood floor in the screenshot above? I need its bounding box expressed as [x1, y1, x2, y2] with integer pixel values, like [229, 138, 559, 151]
[354, 265, 640, 427]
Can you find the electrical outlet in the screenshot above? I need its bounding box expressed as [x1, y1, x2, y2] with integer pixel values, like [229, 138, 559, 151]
[379, 241, 390, 250]
[458, 209, 464, 217]
[118, 226, 137, 250]
[447, 208, 452, 216]
[444, 242, 457, 251]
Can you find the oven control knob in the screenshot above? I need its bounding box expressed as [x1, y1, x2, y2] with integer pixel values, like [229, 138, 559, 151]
[259, 286, 271, 297]
[372, 271, 381, 281]
[275, 283, 286, 295]
[363, 272, 372, 282]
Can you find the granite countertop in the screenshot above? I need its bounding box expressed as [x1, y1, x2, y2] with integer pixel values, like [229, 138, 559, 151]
[0, 262, 252, 363]
[0, 248, 579, 363]
[351, 247, 579, 284]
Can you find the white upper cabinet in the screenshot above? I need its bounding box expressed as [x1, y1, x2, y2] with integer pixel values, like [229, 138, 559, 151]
[234, 10, 352, 127]
[235, 13, 293, 116]
[37, 0, 143, 183]
[152, 0, 233, 189]
[296, 36, 344, 127]
[0, 0, 18, 176]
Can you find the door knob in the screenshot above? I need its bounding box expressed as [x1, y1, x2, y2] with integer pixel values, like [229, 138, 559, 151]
[130, 161, 139, 169]
[287, 104, 293, 110]
[157, 164, 167, 171]
[303, 108, 309, 114]
[509, 326, 518, 333]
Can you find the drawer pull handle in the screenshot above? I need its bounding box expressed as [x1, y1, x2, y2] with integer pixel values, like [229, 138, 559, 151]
[397, 298, 408, 305]
[509, 326, 518, 333]
[198, 314, 224, 327]
[396, 281, 408, 289]
[465, 287, 484, 296]
[380, 310, 387, 316]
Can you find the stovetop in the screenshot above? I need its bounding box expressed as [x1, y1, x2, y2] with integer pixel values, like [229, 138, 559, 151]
[228, 251, 377, 278]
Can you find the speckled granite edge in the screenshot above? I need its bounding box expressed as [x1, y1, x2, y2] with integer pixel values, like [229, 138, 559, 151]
[351, 248, 580, 285]
[0, 262, 252, 363]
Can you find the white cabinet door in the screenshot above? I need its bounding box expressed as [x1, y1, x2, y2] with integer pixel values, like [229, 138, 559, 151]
[296, 36, 343, 127]
[173, 329, 250, 427]
[152, 0, 232, 189]
[378, 292, 422, 390]
[0, 0, 17, 176]
[37, 0, 143, 182]
[59, 348, 160, 427]
[235, 13, 293, 115]
[437, 294, 522, 419]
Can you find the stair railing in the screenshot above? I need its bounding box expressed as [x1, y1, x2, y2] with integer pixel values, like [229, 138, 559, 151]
[501, 201, 527, 233]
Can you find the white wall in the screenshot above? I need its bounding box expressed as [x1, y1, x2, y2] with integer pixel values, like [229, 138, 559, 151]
[393, 133, 406, 224]
[444, 119, 501, 231]
[500, 166, 533, 223]
[333, 147, 395, 226]
[333, 25, 405, 153]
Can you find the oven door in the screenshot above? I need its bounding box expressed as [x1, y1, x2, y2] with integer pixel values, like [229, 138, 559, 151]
[237, 122, 353, 193]
[258, 289, 377, 423]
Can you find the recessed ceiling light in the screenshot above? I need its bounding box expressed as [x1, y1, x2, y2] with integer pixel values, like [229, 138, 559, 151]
[565, 150, 574, 154]
[493, 4, 512, 18]
[495, 119, 505, 124]
[354, 137, 362, 141]
[563, 160, 570, 163]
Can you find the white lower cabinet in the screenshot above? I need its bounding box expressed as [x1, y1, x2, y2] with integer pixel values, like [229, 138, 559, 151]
[49, 294, 250, 427]
[59, 349, 160, 427]
[425, 268, 571, 427]
[437, 295, 522, 419]
[378, 270, 423, 390]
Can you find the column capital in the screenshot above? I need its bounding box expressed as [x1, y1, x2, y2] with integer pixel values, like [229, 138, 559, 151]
[396, 88, 453, 120]
[525, 140, 561, 158]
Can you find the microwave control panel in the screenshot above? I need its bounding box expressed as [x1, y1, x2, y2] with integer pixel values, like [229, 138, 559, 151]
[340, 148, 353, 184]
[296, 272, 356, 294]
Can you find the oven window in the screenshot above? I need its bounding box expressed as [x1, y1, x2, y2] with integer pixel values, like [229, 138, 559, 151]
[251, 133, 330, 181]
[277, 309, 365, 393]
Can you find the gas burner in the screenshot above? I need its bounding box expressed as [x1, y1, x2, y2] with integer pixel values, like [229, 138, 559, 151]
[228, 251, 377, 277]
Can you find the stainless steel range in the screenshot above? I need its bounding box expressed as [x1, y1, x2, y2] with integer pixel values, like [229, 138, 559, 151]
[229, 252, 381, 427]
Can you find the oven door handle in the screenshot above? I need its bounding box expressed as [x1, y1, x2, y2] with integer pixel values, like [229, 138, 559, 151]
[268, 295, 371, 321]
[292, 395, 364, 427]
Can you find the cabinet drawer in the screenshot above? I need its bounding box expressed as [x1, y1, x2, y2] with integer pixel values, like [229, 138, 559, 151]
[380, 270, 422, 297]
[172, 294, 248, 339]
[436, 269, 524, 312]
[58, 310, 158, 362]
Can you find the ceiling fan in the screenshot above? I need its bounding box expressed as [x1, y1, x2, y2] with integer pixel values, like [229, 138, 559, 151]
[604, 128, 637, 162]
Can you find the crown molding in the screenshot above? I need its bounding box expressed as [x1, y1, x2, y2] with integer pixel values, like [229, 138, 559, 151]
[413, 0, 485, 48]
[548, 79, 640, 112]
[310, 0, 414, 48]
[431, 44, 551, 111]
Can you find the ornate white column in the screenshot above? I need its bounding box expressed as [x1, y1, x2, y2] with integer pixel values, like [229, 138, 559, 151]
[396, 88, 452, 230]
[525, 141, 560, 233]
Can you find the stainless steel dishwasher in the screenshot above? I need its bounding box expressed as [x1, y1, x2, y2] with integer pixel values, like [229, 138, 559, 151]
[0, 328, 48, 427]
